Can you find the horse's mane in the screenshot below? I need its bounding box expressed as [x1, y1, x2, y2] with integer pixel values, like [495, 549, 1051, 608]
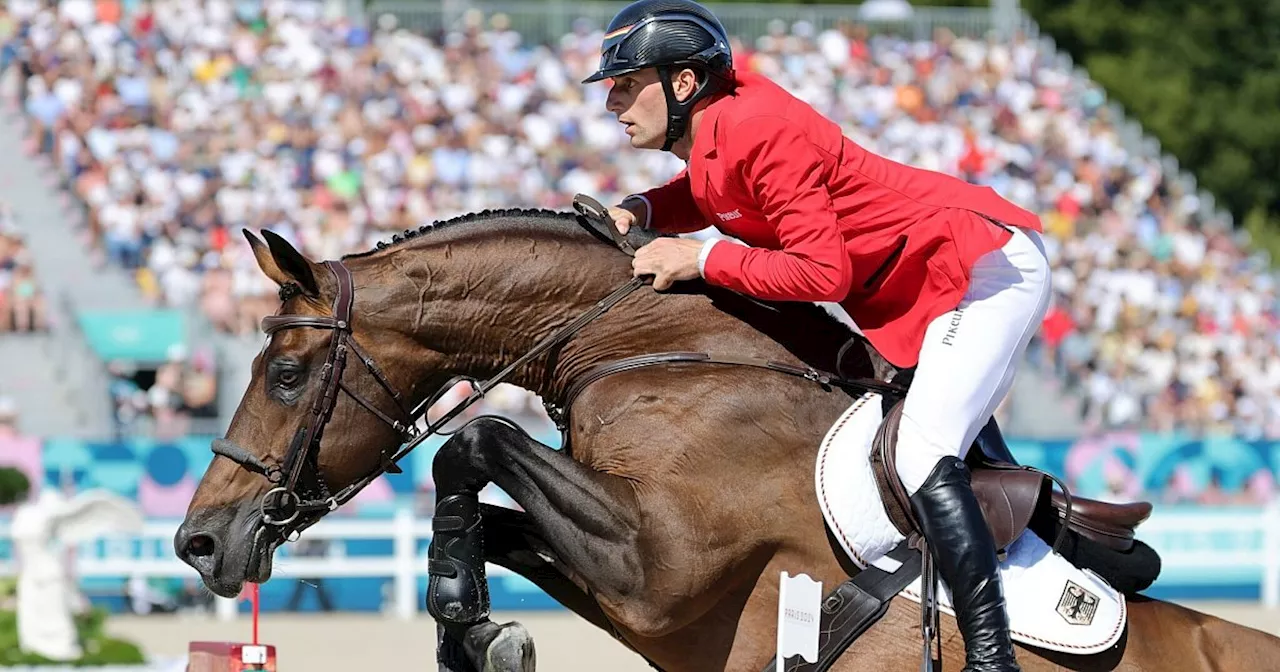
[340, 208, 578, 260]
[340, 205, 874, 372]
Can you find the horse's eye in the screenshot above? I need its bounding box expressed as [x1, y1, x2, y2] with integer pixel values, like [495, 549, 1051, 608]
[278, 370, 300, 387]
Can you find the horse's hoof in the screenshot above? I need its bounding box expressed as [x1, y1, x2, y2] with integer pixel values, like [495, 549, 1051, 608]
[465, 621, 536, 672]
[438, 623, 479, 672]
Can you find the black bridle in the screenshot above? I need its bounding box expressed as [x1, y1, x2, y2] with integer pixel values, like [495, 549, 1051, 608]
[212, 260, 417, 532]
[212, 257, 652, 541]
[213, 200, 907, 542]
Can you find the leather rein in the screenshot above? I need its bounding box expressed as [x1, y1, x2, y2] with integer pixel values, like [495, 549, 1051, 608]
[214, 200, 908, 541]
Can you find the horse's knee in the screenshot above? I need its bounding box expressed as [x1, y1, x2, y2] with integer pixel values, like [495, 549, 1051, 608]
[434, 421, 495, 487]
[434, 418, 527, 486]
[443, 416, 490, 446]
[433, 434, 475, 474]
[457, 417, 526, 452]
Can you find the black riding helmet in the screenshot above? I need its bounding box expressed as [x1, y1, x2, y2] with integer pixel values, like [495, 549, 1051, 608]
[582, 0, 735, 152]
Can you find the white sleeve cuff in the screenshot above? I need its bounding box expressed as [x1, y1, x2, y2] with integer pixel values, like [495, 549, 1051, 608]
[624, 194, 653, 230]
[697, 239, 719, 278]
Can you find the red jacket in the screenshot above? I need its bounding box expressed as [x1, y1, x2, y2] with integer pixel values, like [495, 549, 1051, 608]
[637, 72, 1043, 368]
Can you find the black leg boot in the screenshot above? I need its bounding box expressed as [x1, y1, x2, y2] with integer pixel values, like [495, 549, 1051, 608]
[910, 457, 1020, 672]
[427, 493, 490, 625]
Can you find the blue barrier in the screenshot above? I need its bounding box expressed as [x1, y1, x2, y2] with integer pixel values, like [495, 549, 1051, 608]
[5, 429, 1278, 520]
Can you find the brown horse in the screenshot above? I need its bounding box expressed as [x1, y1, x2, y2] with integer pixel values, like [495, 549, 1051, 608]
[176, 209, 1279, 671]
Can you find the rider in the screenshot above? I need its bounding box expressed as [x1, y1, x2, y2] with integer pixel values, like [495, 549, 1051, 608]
[585, 2, 1051, 670]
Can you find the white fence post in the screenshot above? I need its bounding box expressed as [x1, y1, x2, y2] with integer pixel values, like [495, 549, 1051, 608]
[216, 595, 238, 621]
[1263, 502, 1280, 609]
[11, 506, 1280, 616]
[393, 507, 418, 620]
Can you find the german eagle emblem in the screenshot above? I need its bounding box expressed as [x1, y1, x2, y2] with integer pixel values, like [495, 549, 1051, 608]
[1056, 580, 1100, 626]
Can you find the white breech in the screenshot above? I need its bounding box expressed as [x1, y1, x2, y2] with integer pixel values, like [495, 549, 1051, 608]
[892, 226, 1052, 495]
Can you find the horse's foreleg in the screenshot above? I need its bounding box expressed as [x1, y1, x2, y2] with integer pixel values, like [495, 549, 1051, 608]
[427, 418, 645, 671]
[433, 505, 633, 672]
[480, 504, 623, 637]
[428, 417, 640, 623]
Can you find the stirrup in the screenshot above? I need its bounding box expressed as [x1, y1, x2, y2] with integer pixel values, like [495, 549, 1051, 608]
[917, 536, 943, 672]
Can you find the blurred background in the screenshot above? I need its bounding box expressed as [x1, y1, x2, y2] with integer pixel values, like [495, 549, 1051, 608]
[0, 0, 1278, 668]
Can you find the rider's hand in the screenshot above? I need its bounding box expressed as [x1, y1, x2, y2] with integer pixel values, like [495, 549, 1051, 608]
[633, 238, 704, 291]
[607, 198, 647, 235]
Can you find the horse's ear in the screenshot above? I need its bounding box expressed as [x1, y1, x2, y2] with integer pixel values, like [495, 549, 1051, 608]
[245, 229, 322, 298]
[261, 229, 322, 298]
[244, 229, 289, 287]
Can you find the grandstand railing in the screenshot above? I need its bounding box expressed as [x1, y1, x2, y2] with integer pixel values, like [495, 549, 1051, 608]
[3, 503, 1280, 620]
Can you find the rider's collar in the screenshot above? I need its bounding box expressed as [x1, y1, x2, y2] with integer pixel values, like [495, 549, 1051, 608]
[690, 93, 729, 161]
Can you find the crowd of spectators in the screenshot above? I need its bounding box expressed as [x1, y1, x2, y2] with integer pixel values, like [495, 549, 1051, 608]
[106, 343, 219, 440]
[6, 0, 1280, 444]
[0, 395, 18, 434]
[0, 202, 48, 333]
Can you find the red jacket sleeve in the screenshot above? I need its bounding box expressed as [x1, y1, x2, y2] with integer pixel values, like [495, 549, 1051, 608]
[702, 116, 853, 302]
[632, 169, 708, 234]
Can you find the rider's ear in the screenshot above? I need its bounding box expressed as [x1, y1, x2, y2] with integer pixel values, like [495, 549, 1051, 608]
[244, 228, 323, 298]
[674, 67, 700, 103]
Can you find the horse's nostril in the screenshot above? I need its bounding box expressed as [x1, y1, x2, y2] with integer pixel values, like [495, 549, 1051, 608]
[186, 533, 216, 558]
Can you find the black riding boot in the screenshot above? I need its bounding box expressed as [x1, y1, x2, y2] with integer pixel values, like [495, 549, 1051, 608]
[910, 457, 1020, 672]
[426, 493, 490, 625]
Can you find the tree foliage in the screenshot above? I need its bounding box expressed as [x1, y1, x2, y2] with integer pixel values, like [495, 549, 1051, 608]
[1019, 0, 1280, 246]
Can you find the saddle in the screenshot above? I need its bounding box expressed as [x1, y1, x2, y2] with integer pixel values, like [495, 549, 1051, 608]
[869, 399, 1152, 554]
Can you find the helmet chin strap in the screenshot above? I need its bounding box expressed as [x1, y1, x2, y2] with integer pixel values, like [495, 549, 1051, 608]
[657, 64, 722, 153]
[657, 66, 689, 152]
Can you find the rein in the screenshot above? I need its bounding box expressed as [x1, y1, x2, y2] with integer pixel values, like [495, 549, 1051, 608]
[215, 200, 908, 541]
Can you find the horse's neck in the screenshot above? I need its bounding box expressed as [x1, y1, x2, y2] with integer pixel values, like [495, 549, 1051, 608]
[375, 232, 702, 397]
[366, 225, 864, 406]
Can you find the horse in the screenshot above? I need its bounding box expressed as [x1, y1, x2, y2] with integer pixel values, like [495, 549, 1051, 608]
[175, 207, 1280, 672]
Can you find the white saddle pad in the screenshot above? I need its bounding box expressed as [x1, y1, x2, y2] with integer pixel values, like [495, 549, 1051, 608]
[814, 392, 1127, 655]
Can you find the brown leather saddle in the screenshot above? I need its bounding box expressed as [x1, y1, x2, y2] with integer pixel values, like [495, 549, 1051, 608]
[870, 399, 1152, 554]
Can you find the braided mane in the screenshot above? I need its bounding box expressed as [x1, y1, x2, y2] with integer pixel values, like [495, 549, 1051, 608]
[341, 208, 576, 260]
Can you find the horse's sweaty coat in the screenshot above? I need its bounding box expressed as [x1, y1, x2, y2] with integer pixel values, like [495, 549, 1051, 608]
[817, 392, 1127, 655]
